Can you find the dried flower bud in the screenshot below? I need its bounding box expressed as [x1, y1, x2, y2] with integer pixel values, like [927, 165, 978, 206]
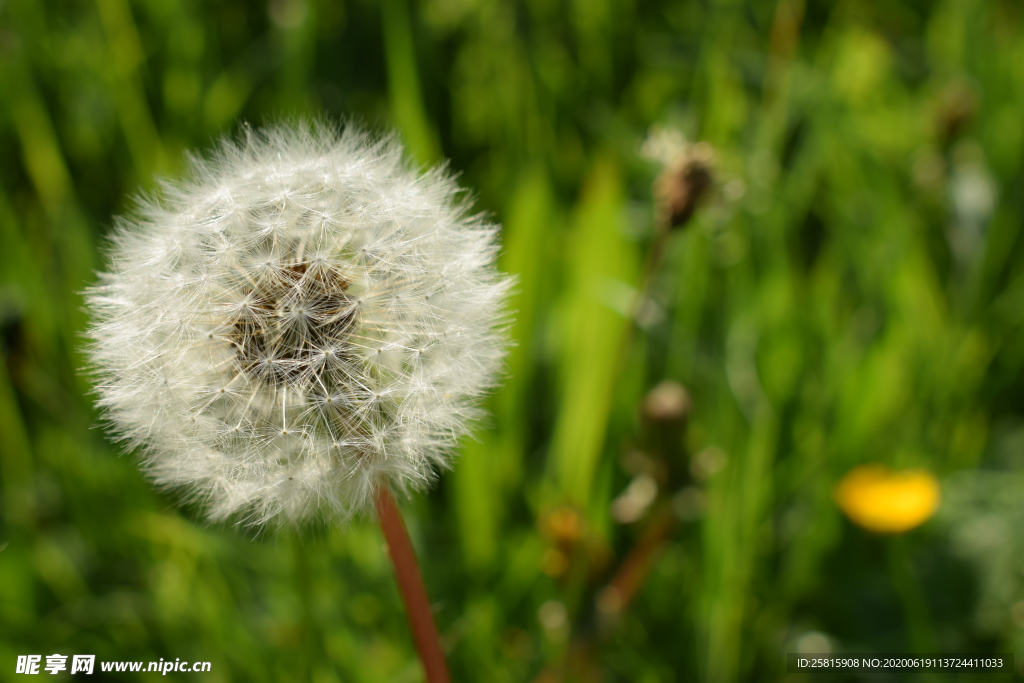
[542, 505, 585, 545]
[641, 380, 692, 425]
[656, 142, 715, 229]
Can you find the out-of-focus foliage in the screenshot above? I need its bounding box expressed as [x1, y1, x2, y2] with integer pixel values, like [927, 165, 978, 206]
[2, 0, 1024, 681]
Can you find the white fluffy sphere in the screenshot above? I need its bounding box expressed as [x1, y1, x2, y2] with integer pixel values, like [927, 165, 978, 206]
[86, 122, 511, 526]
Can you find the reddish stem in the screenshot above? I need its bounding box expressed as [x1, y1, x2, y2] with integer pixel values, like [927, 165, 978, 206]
[600, 504, 676, 616]
[375, 485, 451, 683]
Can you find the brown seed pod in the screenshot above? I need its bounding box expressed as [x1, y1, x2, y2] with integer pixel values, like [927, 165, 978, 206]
[641, 380, 692, 425]
[656, 142, 715, 230]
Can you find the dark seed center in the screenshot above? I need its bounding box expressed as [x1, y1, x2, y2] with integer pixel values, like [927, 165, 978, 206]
[230, 262, 356, 385]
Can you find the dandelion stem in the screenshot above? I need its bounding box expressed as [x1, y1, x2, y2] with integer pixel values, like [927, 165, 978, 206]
[375, 484, 451, 683]
[598, 503, 676, 619]
[611, 222, 671, 389]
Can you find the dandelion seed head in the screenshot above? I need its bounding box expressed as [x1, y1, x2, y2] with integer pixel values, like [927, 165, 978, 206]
[86, 121, 512, 527]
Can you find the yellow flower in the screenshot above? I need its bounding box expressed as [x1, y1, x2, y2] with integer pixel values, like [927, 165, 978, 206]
[834, 465, 940, 534]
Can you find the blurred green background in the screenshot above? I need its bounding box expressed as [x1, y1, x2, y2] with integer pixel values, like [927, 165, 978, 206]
[2, 0, 1024, 680]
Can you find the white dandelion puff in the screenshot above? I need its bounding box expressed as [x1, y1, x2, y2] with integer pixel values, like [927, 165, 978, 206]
[85, 121, 512, 527]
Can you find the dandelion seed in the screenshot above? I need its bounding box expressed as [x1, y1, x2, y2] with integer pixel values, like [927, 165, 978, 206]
[85, 121, 512, 528]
